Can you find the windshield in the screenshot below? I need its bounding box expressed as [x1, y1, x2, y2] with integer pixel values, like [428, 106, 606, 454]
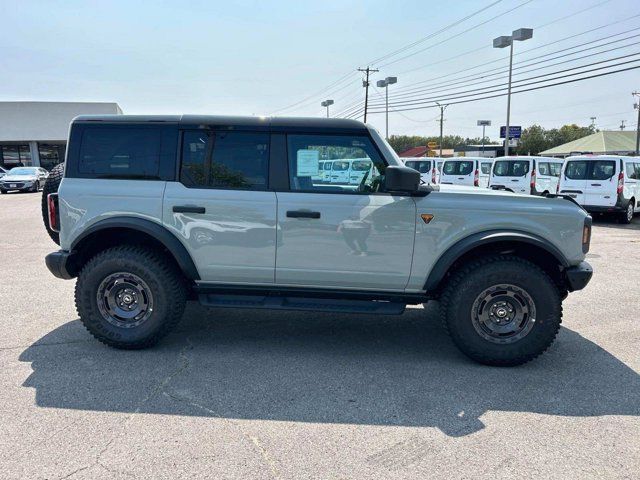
[405, 160, 431, 173]
[493, 160, 530, 177]
[565, 160, 616, 180]
[443, 161, 473, 175]
[8, 167, 38, 176]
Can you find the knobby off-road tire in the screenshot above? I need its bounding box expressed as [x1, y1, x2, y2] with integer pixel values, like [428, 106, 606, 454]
[440, 255, 562, 367]
[75, 245, 187, 349]
[41, 162, 65, 245]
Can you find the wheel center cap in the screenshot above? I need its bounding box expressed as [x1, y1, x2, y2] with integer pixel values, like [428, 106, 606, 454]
[122, 294, 134, 305]
[496, 307, 507, 318]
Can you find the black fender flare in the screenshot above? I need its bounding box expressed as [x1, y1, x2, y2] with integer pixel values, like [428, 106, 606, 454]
[71, 217, 200, 280]
[424, 230, 569, 291]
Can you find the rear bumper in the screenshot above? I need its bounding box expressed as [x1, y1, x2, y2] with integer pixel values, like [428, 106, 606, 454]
[564, 261, 593, 292]
[583, 205, 624, 213]
[45, 250, 77, 280]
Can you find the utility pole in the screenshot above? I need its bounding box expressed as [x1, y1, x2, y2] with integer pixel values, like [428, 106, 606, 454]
[358, 66, 379, 123]
[436, 102, 448, 157]
[590, 116, 596, 129]
[633, 91, 640, 155]
[620, 120, 626, 131]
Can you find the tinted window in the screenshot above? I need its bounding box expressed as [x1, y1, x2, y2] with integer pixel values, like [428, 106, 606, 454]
[79, 128, 161, 177]
[443, 160, 473, 175]
[538, 162, 550, 176]
[480, 163, 491, 174]
[565, 160, 616, 180]
[181, 131, 269, 189]
[493, 160, 530, 177]
[287, 134, 384, 193]
[549, 162, 562, 177]
[405, 160, 431, 173]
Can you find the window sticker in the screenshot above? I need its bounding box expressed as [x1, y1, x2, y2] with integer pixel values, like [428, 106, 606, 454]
[296, 149, 320, 176]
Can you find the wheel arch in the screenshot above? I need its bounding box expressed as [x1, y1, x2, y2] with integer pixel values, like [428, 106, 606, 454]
[69, 217, 200, 280]
[424, 230, 570, 293]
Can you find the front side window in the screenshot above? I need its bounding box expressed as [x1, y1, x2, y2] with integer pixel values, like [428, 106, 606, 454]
[79, 127, 161, 177]
[181, 131, 269, 189]
[443, 160, 473, 175]
[287, 134, 384, 193]
[493, 160, 530, 177]
[625, 162, 636, 179]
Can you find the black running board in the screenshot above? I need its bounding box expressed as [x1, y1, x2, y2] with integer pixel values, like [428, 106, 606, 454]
[198, 293, 406, 315]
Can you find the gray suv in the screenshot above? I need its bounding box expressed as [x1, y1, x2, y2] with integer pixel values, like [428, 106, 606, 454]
[44, 115, 593, 366]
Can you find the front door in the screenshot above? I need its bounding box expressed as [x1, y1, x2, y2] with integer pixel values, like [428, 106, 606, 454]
[275, 133, 416, 291]
[163, 129, 277, 284]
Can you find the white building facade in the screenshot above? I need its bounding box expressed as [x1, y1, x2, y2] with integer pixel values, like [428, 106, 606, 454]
[0, 101, 122, 170]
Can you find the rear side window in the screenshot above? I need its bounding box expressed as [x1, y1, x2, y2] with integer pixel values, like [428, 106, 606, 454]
[443, 160, 473, 175]
[181, 131, 269, 189]
[493, 160, 530, 177]
[626, 162, 637, 179]
[79, 127, 161, 177]
[480, 163, 491, 174]
[405, 160, 431, 173]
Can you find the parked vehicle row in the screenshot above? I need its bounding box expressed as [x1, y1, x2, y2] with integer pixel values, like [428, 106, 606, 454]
[402, 154, 638, 223]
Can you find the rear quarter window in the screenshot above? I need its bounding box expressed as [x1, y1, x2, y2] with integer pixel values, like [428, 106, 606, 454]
[78, 127, 161, 177]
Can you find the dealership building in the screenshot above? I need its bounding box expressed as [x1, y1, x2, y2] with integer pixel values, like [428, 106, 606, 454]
[0, 101, 122, 171]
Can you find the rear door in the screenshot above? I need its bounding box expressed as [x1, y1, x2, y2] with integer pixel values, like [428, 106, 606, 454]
[535, 160, 561, 194]
[163, 129, 277, 284]
[490, 159, 531, 193]
[559, 159, 588, 204]
[479, 161, 492, 188]
[440, 160, 474, 185]
[404, 159, 433, 184]
[583, 159, 618, 207]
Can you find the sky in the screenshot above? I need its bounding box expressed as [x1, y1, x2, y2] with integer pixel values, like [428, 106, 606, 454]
[2, 0, 639, 142]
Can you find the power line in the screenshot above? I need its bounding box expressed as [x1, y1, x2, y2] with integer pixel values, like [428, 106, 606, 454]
[367, 0, 505, 65]
[363, 64, 640, 114]
[378, 0, 535, 68]
[369, 56, 640, 110]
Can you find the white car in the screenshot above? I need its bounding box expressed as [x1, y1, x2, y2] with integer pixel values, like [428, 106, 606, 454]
[0, 167, 49, 194]
[403, 157, 439, 185]
[440, 157, 486, 187]
[558, 155, 640, 224]
[489, 156, 563, 195]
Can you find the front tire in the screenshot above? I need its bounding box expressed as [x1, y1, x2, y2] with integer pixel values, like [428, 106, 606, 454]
[441, 255, 562, 366]
[75, 245, 187, 349]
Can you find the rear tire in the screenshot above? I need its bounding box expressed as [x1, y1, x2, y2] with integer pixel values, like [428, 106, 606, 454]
[75, 245, 187, 349]
[441, 255, 562, 366]
[41, 163, 65, 245]
[619, 200, 634, 224]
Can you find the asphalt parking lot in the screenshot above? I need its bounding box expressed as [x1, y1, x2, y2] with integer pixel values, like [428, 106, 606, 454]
[0, 191, 638, 479]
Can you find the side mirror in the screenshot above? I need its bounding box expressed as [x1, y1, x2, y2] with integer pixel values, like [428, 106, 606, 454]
[384, 165, 420, 194]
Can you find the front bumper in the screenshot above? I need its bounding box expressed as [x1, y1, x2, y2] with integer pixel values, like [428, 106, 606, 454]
[0, 182, 33, 192]
[45, 250, 77, 280]
[564, 261, 593, 292]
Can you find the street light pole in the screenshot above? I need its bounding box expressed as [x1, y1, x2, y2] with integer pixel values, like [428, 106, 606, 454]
[493, 28, 533, 156]
[321, 99, 334, 118]
[376, 77, 397, 139]
[477, 120, 491, 157]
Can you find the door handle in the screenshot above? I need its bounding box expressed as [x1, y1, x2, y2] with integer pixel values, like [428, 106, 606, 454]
[173, 205, 206, 214]
[287, 210, 321, 219]
[590, 183, 602, 187]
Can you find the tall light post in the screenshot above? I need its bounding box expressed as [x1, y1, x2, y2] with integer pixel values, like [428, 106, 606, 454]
[376, 76, 397, 139]
[493, 28, 533, 156]
[477, 120, 491, 156]
[321, 99, 334, 118]
[633, 91, 640, 155]
[436, 102, 448, 157]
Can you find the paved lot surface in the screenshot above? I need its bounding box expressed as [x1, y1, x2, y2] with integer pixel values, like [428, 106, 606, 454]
[0, 192, 638, 479]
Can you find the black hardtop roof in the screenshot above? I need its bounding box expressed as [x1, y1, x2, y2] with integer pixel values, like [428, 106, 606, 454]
[72, 114, 367, 131]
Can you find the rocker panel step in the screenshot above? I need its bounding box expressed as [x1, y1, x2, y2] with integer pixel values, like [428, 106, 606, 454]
[198, 294, 406, 315]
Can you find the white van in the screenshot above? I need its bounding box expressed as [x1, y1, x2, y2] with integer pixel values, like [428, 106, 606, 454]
[349, 159, 373, 185]
[440, 157, 486, 187]
[478, 160, 493, 188]
[489, 156, 563, 195]
[329, 159, 351, 184]
[558, 155, 640, 223]
[403, 157, 439, 185]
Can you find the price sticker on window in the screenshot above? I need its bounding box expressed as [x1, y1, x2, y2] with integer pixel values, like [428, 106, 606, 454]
[296, 150, 320, 176]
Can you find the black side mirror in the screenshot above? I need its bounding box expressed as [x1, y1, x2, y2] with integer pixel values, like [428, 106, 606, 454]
[384, 165, 420, 194]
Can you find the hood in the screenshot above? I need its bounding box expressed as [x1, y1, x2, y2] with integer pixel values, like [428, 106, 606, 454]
[1, 174, 38, 182]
